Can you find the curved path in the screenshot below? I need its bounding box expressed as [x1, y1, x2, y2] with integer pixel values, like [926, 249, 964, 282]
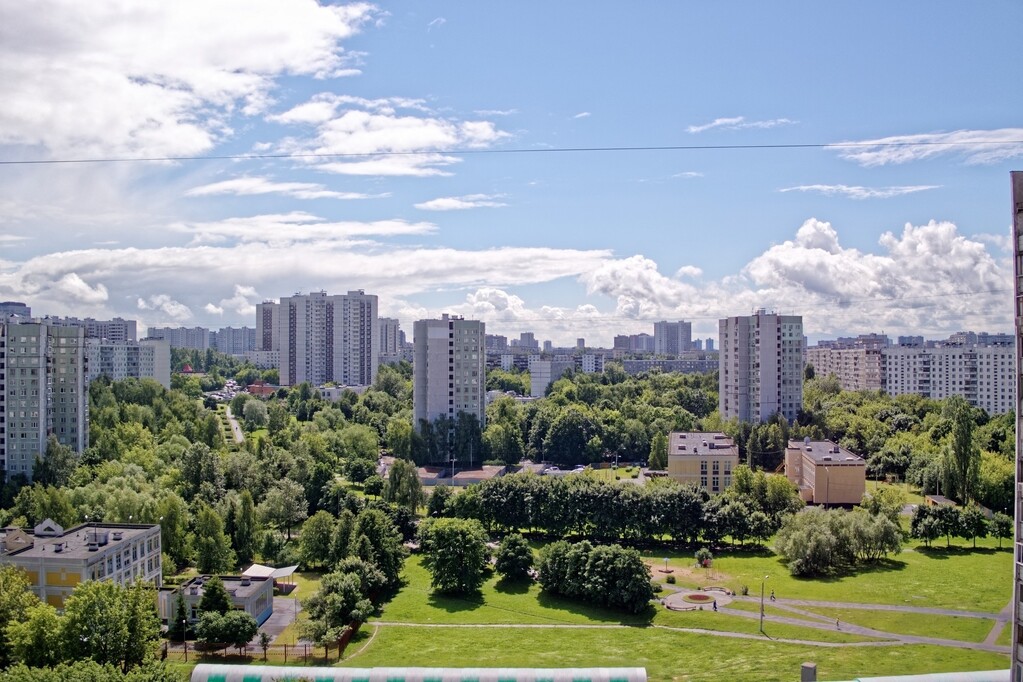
[225, 405, 245, 444]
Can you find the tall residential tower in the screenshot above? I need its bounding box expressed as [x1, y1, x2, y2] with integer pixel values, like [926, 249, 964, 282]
[719, 309, 804, 423]
[413, 315, 485, 430]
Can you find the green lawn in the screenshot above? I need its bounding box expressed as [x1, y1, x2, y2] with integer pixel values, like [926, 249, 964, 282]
[654, 604, 877, 644]
[341, 624, 1008, 682]
[997, 622, 1013, 646]
[793, 605, 996, 643]
[273, 572, 323, 646]
[865, 479, 925, 506]
[643, 540, 1013, 614]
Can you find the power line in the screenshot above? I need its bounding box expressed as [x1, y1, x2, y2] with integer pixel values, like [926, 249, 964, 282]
[1, 139, 1022, 166]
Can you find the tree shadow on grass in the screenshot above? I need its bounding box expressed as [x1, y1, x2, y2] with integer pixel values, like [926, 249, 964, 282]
[535, 591, 654, 626]
[493, 577, 531, 595]
[425, 590, 485, 614]
[791, 557, 909, 584]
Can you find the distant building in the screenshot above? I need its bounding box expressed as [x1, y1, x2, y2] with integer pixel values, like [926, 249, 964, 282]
[666, 432, 738, 494]
[529, 357, 574, 397]
[0, 520, 162, 608]
[46, 316, 138, 343]
[882, 345, 1014, 415]
[719, 310, 804, 422]
[784, 439, 865, 506]
[379, 317, 401, 355]
[241, 350, 279, 370]
[213, 326, 255, 355]
[806, 346, 884, 391]
[413, 315, 486, 429]
[485, 334, 508, 352]
[576, 338, 585, 349]
[268, 290, 378, 387]
[654, 320, 692, 356]
[146, 326, 211, 350]
[0, 301, 31, 319]
[622, 352, 718, 376]
[705, 338, 714, 352]
[85, 338, 171, 389]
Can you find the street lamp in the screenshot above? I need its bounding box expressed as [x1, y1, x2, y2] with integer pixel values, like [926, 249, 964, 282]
[759, 575, 769, 633]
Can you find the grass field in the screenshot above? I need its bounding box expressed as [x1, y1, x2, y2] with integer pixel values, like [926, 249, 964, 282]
[345, 552, 1011, 681]
[641, 539, 1013, 614]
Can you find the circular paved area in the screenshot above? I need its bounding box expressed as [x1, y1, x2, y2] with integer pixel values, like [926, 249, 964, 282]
[663, 589, 733, 609]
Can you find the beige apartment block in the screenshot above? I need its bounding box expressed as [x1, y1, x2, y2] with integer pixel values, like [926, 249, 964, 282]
[0, 520, 162, 608]
[784, 439, 865, 506]
[666, 432, 738, 494]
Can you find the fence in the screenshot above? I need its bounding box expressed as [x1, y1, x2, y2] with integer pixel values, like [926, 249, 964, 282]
[162, 640, 343, 665]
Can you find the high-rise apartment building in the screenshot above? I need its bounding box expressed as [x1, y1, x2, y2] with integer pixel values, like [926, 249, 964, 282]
[654, 320, 692, 356]
[46, 316, 137, 343]
[212, 326, 255, 355]
[0, 302, 31, 319]
[379, 318, 401, 355]
[256, 301, 281, 352]
[1, 322, 88, 480]
[807, 336, 887, 392]
[883, 345, 1014, 415]
[719, 310, 804, 422]
[413, 315, 485, 429]
[1009, 170, 1023, 680]
[146, 326, 211, 350]
[84, 338, 171, 389]
[270, 290, 378, 387]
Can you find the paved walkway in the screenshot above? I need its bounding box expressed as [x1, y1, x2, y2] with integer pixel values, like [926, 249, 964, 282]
[263, 595, 303, 644]
[225, 405, 244, 444]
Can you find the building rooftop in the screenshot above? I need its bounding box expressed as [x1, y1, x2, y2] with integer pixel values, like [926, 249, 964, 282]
[787, 439, 865, 466]
[171, 574, 270, 601]
[1, 520, 158, 560]
[668, 432, 738, 457]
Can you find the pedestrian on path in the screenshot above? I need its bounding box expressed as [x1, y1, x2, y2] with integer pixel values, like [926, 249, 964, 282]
[836, 618, 840, 630]
[770, 590, 775, 601]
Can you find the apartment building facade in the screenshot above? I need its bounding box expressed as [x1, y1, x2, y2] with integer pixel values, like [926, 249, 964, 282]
[719, 310, 804, 422]
[882, 345, 1014, 415]
[666, 432, 738, 494]
[413, 315, 486, 429]
[84, 338, 171, 389]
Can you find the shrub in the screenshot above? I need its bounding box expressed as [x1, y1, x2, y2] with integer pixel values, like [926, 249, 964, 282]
[666, 574, 676, 584]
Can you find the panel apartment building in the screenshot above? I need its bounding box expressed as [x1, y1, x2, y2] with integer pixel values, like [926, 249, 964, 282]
[1, 321, 88, 480]
[258, 290, 378, 387]
[413, 315, 486, 429]
[883, 344, 1014, 415]
[1008, 170, 1023, 681]
[719, 310, 804, 422]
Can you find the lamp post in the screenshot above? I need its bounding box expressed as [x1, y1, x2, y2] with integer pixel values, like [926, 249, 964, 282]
[182, 618, 188, 662]
[759, 575, 769, 633]
[824, 466, 830, 507]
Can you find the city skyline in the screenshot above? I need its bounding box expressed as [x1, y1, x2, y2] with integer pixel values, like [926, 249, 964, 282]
[0, 3, 1021, 346]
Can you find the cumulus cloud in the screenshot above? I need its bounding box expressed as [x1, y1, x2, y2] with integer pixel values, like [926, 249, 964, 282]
[268, 94, 509, 176]
[831, 128, 1023, 166]
[208, 284, 260, 317]
[687, 116, 796, 134]
[0, 1, 377, 159]
[414, 194, 507, 211]
[137, 294, 192, 322]
[779, 184, 940, 199]
[185, 176, 388, 200]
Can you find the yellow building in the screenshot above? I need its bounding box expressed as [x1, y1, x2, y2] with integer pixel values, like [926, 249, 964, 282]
[784, 439, 866, 506]
[0, 519, 162, 608]
[666, 432, 738, 494]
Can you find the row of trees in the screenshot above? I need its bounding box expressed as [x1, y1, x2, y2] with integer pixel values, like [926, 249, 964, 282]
[537, 540, 655, 614]
[432, 467, 802, 548]
[909, 504, 1011, 549]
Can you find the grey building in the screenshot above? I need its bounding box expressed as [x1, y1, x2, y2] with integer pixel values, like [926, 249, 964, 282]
[719, 309, 804, 422]
[413, 315, 485, 430]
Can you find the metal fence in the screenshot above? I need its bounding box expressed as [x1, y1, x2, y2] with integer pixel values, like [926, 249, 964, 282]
[161, 640, 343, 665]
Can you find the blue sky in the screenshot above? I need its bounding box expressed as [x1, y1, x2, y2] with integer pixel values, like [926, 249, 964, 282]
[1, 2, 1021, 345]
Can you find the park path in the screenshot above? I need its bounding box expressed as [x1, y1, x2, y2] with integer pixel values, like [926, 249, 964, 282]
[983, 596, 1014, 646]
[225, 405, 244, 444]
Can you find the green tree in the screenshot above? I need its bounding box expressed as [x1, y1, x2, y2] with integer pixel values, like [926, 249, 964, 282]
[943, 396, 979, 504]
[427, 485, 453, 517]
[197, 576, 232, 615]
[157, 494, 191, 569]
[232, 490, 257, 566]
[258, 479, 308, 540]
[383, 459, 423, 512]
[958, 505, 989, 549]
[0, 566, 41, 667]
[494, 533, 533, 581]
[300, 511, 337, 569]
[32, 435, 79, 488]
[195, 611, 258, 654]
[362, 475, 384, 498]
[6, 602, 61, 668]
[418, 517, 490, 594]
[194, 504, 236, 573]
[243, 399, 268, 430]
[166, 591, 189, 642]
[60, 580, 159, 672]
[385, 418, 413, 460]
[648, 432, 668, 470]
[299, 571, 373, 646]
[352, 508, 408, 590]
[991, 512, 1013, 549]
[179, 442, 225, 504]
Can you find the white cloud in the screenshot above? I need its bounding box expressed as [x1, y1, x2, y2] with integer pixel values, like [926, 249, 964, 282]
[427, 17, 446, 30]
[137, 294, 192, 322]
[831, 128, 1023, 166]
[268, 94, 509, 176]
[414, 194, 507, 211]
[0, 1, 377, 158]
[573, 112, 591, 119]
[687, 116, 796, 134]
[675, 265, 703, 278]
[185, 176, 387, 200]
[172, 212, 437, 246]
[474, 109, 518, 117]
[779, 184, 940, 200]
[671, 171, 703, 179]
[204, 303, 225, 315]
[209, 284, 260, 317]
[0, 235, 30, 243]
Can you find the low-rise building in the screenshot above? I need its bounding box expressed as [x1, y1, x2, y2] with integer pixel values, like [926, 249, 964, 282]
[158, 574, 274, 626]
[784, 439, 865, 506]
[0, 520, 162, 608]
[666, 432, 738, 494]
